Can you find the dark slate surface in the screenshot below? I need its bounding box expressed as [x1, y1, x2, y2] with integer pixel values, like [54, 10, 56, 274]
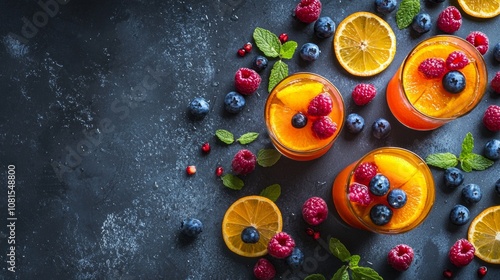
[1, 0, 500, 279]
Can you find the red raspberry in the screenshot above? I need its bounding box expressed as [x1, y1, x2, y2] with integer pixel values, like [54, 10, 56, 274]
[466, 31, 489, 55]
[234, 68, 261, 95]
[302, 197, 329, 226]
[294, 0, 322, 24]
[352, 84, 377, 106]
[437, 6, 462, 33]
[446, 51, 470, 70]
[267, 232, 296, 259]
[418, 58, 446, 78]
[348, 183, 373, 206]
[483, 105, 500, 132]
[307, 93, 333, 116]
[253, 258, 276, 280]
[311, 116, 337, 139]
[279, 33, 288, 44]
[448, 239, 475, 267]
[354, 162, 378, 186]
[231, 149, 256, 175]
[490, 71, 500, 94]
[387, 244, 414, 271]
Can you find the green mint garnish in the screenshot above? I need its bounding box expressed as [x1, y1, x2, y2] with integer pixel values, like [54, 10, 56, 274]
[259, 184, 281, 202]
[280, 41, 298, 59]
[351, 266, 383, 280]
[425, 152, 458, 169]
[237, 132, 259, 145]
[215, 129, 234, 144]
[330, 238, 351, 262]
[396, 0, 420, 29]
[257, 148, 281, 167]
[253, 27, 281, 58]
[269, 60, 288, 92]
[221, 174, 244, 190]
[331, 265, 348, 280]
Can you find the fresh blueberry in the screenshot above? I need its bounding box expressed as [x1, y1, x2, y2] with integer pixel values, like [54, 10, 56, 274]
[345, 113, 365, 134]
[427, 0, 445, 3]
[495, 178, 500, 197]
[372, 118, 391, 139]
[252, 55, 268, 72]
[180, 218, 203, 237]
[224, 91, 246, 113]
[387, 189, 407, 209]
[241, 226, 260, 243]
[462, 184, 482, 204]
[299, 43, 320, 62]
[449, 204, 470, 226]
[442, 71, 466, 94]
[370, 204, 393, 226]
[375, 0, 397, 15]
[369, 174, 390, 196]
[484, 139, 500, 160]
[292, 112, 308, 128]
[286, 248, 305, 269]
[494, 43, 500, 62]
[444, 167, 464, 188]
[411, 13, 432, 34]
[314, 17, 336, 39]
[188, 97, 210, 120]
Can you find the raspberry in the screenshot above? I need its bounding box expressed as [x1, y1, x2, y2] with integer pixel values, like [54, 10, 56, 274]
[302, 197, 329, 226]
[231, 149, 256, 175]
[354, 162, 378, 186]
[491, 71, 500, 94]
[234, 68, 261, 95]
[311, 116, 337, 139]
[446, 51, 470, 70]
[483, 105, 500, 132]
[352, 83, 377, 106]
[253, 258, 276, 280]
[267, 232, 296, 259]
[449, 239, 475, 267]
[437, 6, 462, 33]
[387, 244, 414, 271]
[307, 93, 333, 116]
[348, 183, 373, 206]
[294, 0, 322, 24]
[418, 58, 446, 78]
[466, 31, 489, 55]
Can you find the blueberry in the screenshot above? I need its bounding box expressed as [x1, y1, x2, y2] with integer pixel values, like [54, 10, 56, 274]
[299, 43, 320, 62]
[369, 174, 390, 196]
[494, 43, 500, 63]
[188, 97, 210, 119]
[372, 118, 391, 139]
[495, 178, 500, 197]
[252, 55, 268, 72]
[286, 248, 305, 269]
[411, 13, 432, 34]
[449, 204, 470, 226]
[345, 113, 365, 134]
[484, 139, 500, 160]
[387, 189, 407, 209]
[224, 91, 246, 113]
[292, 112, 308, 128]
[180, 218, 203, 237]
[314, 17, 336, 39]
[442, 71, 466, 94]
[444, 167, 464, 188]
[370, 204, 393, 226]
[462, 184, 482, 204]
[375, 0, 397, 15]
[241, 226, 260, 243]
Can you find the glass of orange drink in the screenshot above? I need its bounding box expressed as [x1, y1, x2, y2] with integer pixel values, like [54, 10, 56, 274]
[332, 147, 435, 234]
[386, 35, 488, 130]
[264, 73, 345, 161]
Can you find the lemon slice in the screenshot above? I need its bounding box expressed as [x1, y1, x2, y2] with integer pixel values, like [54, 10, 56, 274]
[468, 205, 500, 264]
[457, 0, 500, 19]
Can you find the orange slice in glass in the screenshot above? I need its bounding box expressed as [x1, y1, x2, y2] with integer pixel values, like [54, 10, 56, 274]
[457, 0, 500, 19]
[467, 205, 500, 264]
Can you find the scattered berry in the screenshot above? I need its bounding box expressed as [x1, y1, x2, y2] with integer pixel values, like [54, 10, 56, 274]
[313, 231, 320, 240]
[252, 55, 268, 72]
[483, 105, 500, 132]
[372, 118, 391, 139]
[286, 248, 305, 269]
[292, 112, 308, 128]
[387, 189, 407, 209]
[267, 232, 296, 259]
[234, 68, 261, 95]
[299, 43, 321, 61]
[442, 70, 466, 94]
[448, 239, 475, 267]
[444, 167, 464, 188]
[370, 204, 393, 226]
[411, 12, 432, 34]
[351, 83, 377, 106]
[215, 166, 224, 177]
[461, 184, 482, 204]
[231, 149, 257, 175]
[314, 16, 336, 38]
[243, 42, 252, 53]
[201, 142, 210, 154]
[446, 51, 470, 70]
[477, 266, 488, 278]
[345, 113, 365, 134]
[443, 269, 453, 278]
[484, 139, 500, 160]
[348, 183, 373, 206]
[387, 244, 414, 271]
[493, 43, 500, 62]
[437, 6, 462, 34]
[186, 165, 196, 175]
[312, 116, 337, 139]
[224, 91, 246, 114]
[294, 0, 322, 24]
[180, 218, 203, 237]
[466, 31, 489, 55]
[241, 226, 260, 243]
[449, 204, 470, 226]
[237, 48, 246, 57]
[308, 93, 333, 116]
[188, 97, 210, 120]
[369, 174, 390, 196]
[279, 33, 288, 44]
[253, 258, 276, 280]
[305, 228, 315, 236]
[375, 0, 397, 15]
[302, 196, 329, 226]
[418, 58, 446, 78]
[491, 71, 500, 94]
[354, 162, 378, 186]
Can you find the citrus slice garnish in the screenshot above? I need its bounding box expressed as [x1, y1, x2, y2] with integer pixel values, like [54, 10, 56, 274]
[222, 195, 283, 257]
[276, 81, 324, 112]
[374, 154, 417, 187]
[457, 0, 500, 19]
[467, 205, 500, 264]
[333, 11, 396, 77]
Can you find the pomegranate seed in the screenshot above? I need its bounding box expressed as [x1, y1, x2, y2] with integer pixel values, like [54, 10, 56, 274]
[215, 166, 223, 177]
[201, 142, 211, 154]
[443, 269, 453, 278]
[313, 232, 320, 240]
[477, 266, 487, 278]
[186, 165, 196, 175]
[237, 48, 246, 57]
[279, 33, 288, 44]
[305, 228, 315, 236]
[243, 42, 252, 52]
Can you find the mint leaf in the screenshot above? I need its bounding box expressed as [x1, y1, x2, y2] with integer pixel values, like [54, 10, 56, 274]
[461, 153, 494, 171]
[396, 0, 420, 29]
[253, 27, 281, 58]
[349, 255, 360, 268]
[425, 152, 458, 169]
[221, 174, 244, 190]
[351, 266, 383, 280]
[268, 60, 288, 92]
[257, 149, 281, 167]
[304, 274, 326, 280]
[215, 129, 234, 144]
[329, 238, 351, 262]
[237, 132, 259, 145]
[280, 41, 298, 59]
[260, 184, 281, 202]
[332, 265, 349, 280]
[460, 132, 474, 158]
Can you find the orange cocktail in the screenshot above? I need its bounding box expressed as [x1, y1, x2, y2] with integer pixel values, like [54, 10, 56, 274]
[332, 147, 435, 234]
[386, 35, 487, 130]
[264, 73, 345, 161]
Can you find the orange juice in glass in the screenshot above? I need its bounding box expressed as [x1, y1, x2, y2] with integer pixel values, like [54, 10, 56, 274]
[332, 147, 435, 234]
[386, 35, 488, 130]
[264, 73, 345, 161]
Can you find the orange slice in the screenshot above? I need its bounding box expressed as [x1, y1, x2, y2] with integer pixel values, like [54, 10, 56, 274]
[467, 205, 500, 264]
[333, 12, 396, 77]
[276, 81, 324, 112]
[374, 154, 417, 187]
[222, 195, 283, 257]
[457, 0, 500, 19]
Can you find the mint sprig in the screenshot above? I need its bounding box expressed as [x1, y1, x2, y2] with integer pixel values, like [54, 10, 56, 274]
[215, 129, 259, 145]
[259, 184, 281, 202]
[396, 0, 420, 29]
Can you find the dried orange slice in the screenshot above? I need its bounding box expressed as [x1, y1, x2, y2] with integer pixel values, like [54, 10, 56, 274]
[222, 195, 283, 257]
[467, 205, 500, 264]
[333, 12, 396, 77]
[457, 0, 500, 19]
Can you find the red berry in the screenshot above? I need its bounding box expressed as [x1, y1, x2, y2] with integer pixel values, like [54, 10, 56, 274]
[418, 58, 446, 78]
[231, 149, 256, 175]
[466, 31, 489, 55]
[443, 269, 453, 278]
[307, 93, 333, 116]
[491, 71, 500, 94]
[279, 33, 288, 44]
[446, 51, 470, 70]
[201, 142, 211, 154]
[387, 244, 414, 271]
[477, 266, 488, 278]
[348, 183, 373, 206]
[311, 116, 337, 139]
[313, 231, 320, 240]
[352, 83, 377, 106]
[448, 239, 475, 267]
[437, 6, 462, 33]
[294, 0, 322, 24]
[234, 67, 261, 95]
[237, 48, 246, 57]
[215, 166, 224, 177]
[305, 228, 315, 236]
[243, 42, 252, 53]
[354, 162, 378, 186]
[302, 197, 329, 226]
[267, 232, 296, 259]
[186, 165, 196, 175]
[483, 105, 500, 132]
[253, 258, 276, 280]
